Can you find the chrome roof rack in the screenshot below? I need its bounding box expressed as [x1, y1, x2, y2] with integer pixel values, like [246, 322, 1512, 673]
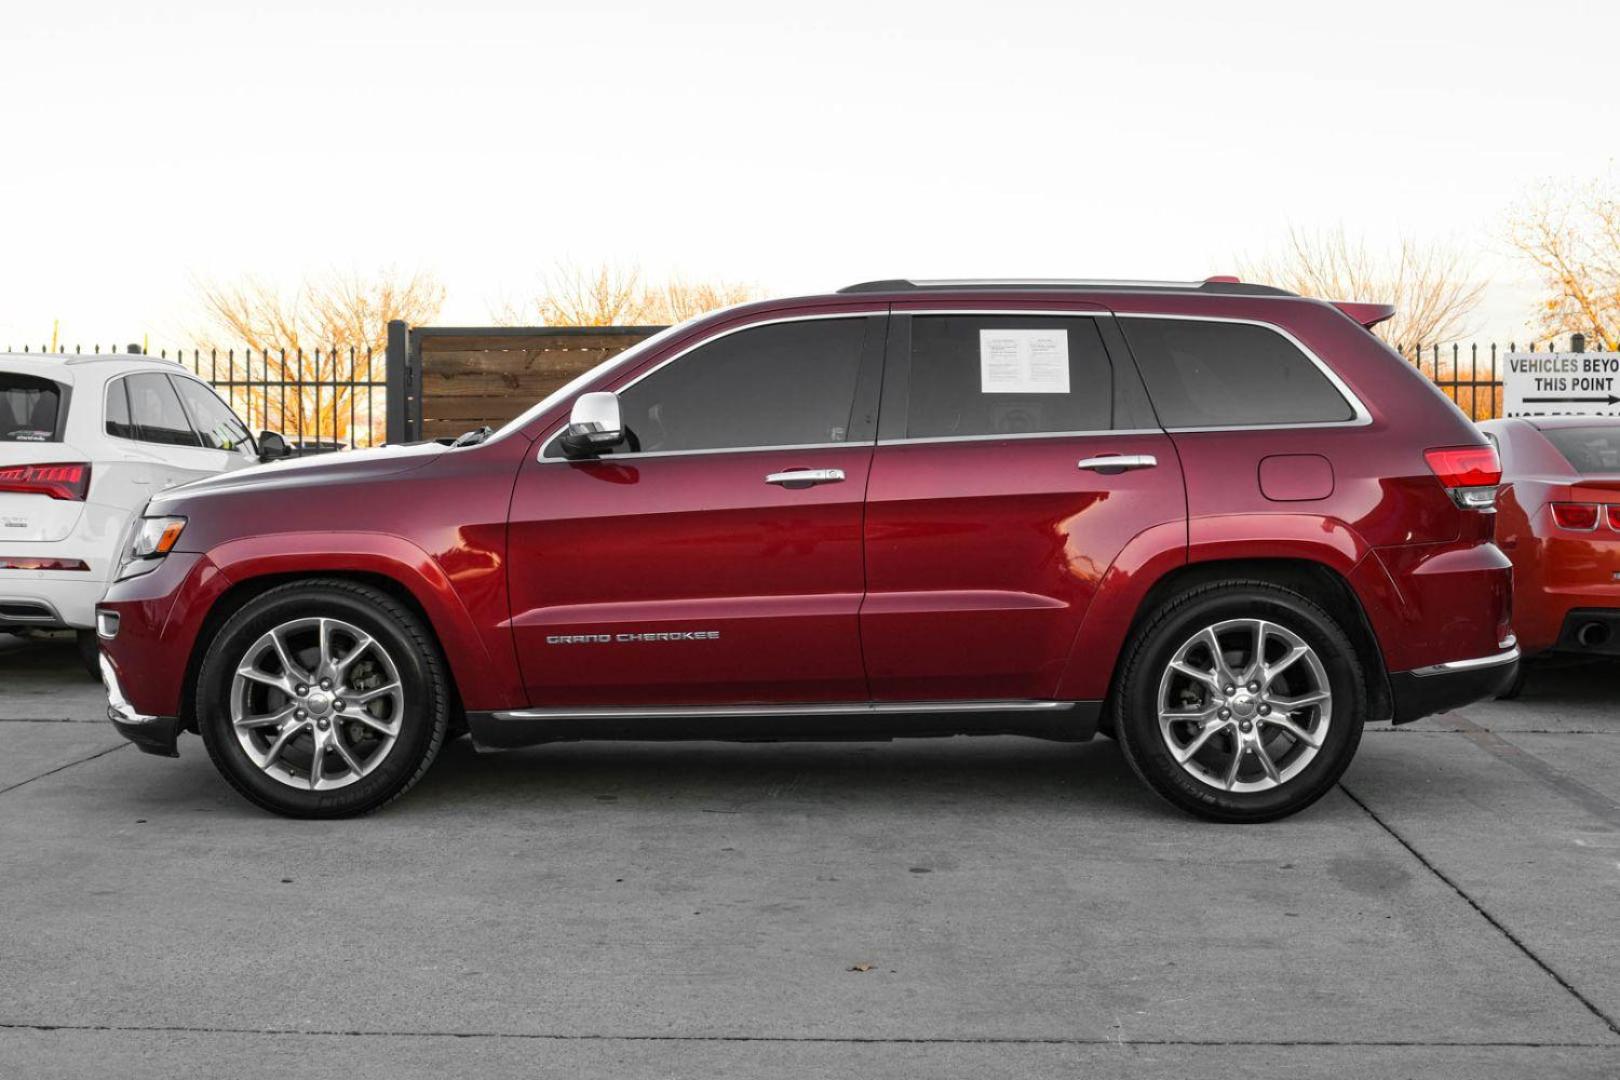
[836, 277, 1294, 297]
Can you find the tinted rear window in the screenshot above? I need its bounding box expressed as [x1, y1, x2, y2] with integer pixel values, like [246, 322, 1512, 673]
[1122, 318, 1355, 428]
[1542, 425, 1620, 474]
[0, 373, 63, 442]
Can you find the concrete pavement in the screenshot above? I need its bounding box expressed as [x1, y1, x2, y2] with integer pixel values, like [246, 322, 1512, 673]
[2, 631, 1617, 1078]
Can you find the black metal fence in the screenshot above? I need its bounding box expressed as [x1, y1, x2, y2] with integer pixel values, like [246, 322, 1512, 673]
[1397, 335, 1591, 422]
[4, 342, 386, 449]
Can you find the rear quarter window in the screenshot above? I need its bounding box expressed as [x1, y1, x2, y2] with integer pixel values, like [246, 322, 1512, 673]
[0, 373, 64, 442]
[1541, 426, 1620, 474]
[1121, 317, 1356, 429]
[107, 372, 202, 447]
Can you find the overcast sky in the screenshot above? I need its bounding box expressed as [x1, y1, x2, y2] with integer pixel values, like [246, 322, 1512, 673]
[2, 0, 1614, 349]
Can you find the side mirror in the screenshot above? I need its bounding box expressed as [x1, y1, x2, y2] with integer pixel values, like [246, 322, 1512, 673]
[258, 431, 292, 462]
[559, 392, 626, 458]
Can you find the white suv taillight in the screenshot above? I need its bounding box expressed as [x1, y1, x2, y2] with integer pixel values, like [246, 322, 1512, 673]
[1424, 446, 1502, 511]
[0, 462, 91, 501]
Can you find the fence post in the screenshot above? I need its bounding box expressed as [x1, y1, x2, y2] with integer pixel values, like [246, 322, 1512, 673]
[386, 319, 408, 445]
[1572, 332, 1587, 353]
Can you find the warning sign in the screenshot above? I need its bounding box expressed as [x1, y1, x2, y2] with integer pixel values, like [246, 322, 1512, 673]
[1503, 352, 1620, 418]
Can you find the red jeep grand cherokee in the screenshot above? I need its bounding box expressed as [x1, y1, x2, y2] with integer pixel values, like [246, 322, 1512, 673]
[97, 278, 1517, 822]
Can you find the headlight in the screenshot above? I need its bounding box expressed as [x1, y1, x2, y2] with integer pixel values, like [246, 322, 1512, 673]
[116, 516, 186, 580]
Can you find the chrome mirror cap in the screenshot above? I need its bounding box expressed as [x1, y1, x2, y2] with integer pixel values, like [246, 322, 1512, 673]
[561, 392, 626, 457]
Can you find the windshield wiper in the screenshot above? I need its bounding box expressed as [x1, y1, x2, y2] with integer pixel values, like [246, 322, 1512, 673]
[450, 426, 494, 448]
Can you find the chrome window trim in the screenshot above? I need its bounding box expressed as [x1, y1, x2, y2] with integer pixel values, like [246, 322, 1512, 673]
[1112, 312, 1373, 432]
[536, 312, 881, 463]
[494, 699, 1072, 722]
[877, 428, 1162, 447]
[535, 307, 1376, 460]
[543, 439, 870, 463]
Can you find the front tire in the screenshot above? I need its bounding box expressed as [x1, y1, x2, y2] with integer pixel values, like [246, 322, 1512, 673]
[1113, 581, 1366, 823]
[197, 580, 449, 818]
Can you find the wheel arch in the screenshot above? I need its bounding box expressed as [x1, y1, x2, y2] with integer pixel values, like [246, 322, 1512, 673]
[1128, 558, 1391, 727]
[177, 569, 469, 735]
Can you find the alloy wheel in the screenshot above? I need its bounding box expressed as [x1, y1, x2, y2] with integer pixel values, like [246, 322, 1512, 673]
[1155, 618, 1332, 793]
[230, 617, 406, 791]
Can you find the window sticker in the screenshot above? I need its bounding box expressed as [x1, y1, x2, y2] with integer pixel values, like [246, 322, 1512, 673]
[979, 329, 1069, 394]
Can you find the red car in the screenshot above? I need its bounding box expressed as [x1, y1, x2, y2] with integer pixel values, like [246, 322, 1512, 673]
[97, 278, 1517, 822]
[1479, 417, 1620, 672]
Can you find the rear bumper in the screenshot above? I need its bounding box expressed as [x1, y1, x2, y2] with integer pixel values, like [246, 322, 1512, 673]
[1388, 644, 1521, 724]
[0, 574, 106, 629]
[1365, 541, 1515, 675]
[101, 652, 181, 756]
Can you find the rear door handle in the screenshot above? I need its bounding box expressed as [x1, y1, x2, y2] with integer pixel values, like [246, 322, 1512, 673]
[766, 468, 846, 488]
[1078, 454, 1158, 474]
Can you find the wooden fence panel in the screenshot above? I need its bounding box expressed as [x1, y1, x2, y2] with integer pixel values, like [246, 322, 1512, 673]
[417, 328, 663, 440]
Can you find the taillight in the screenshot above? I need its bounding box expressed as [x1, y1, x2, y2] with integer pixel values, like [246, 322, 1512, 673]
[1424, 445, 1501, 510]
[1552, 503, 1601, 531]
[0, 462, 91, 501]
[1610, 506, 1620, 531]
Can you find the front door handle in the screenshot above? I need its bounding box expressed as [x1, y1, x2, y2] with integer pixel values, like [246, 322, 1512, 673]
[1078, 454, 1158, 474]
[766, 468, 846, 488]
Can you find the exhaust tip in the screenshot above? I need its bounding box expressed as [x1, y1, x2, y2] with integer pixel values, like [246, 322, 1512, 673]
[1576, 621, 1611, 649]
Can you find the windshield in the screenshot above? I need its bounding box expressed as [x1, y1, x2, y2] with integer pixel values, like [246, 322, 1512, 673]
[1543, 425, 1620, 474]
[487, 322, 692, 444]
[0, 373, 64, 442]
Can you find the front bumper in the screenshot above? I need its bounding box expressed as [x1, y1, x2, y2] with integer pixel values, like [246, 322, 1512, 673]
[101, 653, 181, 757]
[1388, 643, 1521, 724]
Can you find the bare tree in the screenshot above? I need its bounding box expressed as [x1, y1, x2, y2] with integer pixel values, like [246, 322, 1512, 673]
[1508, 178, 1620, 350]
[1238, 227, 1486, 350]
[191, 269, 444, 446]
[494, 261, 761, 327]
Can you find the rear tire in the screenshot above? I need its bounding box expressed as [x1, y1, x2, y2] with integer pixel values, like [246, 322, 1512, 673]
[196, 580, 449, 818]
[1113, 581, 1366, 823]
[75, 630, 102, 679]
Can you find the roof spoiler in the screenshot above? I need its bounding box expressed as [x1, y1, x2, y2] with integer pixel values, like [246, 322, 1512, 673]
[1333, 301, 1396, 330]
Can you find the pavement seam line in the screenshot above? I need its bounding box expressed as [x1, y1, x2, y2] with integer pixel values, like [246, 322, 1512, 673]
[1339, 781, 1620, 1040]
[0, 743, 129, 798]
[0, 1022, 1613, 1048]
[1366, 729, 1614, 736]
[1439, 712, 1620, 828]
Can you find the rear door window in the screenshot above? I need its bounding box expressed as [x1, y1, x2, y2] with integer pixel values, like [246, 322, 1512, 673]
[904, 315, 1113, 438]
[1542, 426, 1620, 474]
[1, 373, 64, 442]
[115, 373, 202, 447]
[1121, 317, 1356, 429]
[172, 377, 253, 452]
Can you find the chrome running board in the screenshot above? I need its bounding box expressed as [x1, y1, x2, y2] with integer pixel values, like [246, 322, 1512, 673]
[470, 699, 1100, 751]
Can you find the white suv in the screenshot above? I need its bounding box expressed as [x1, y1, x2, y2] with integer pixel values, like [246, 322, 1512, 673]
[1, 353, 266, 672]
